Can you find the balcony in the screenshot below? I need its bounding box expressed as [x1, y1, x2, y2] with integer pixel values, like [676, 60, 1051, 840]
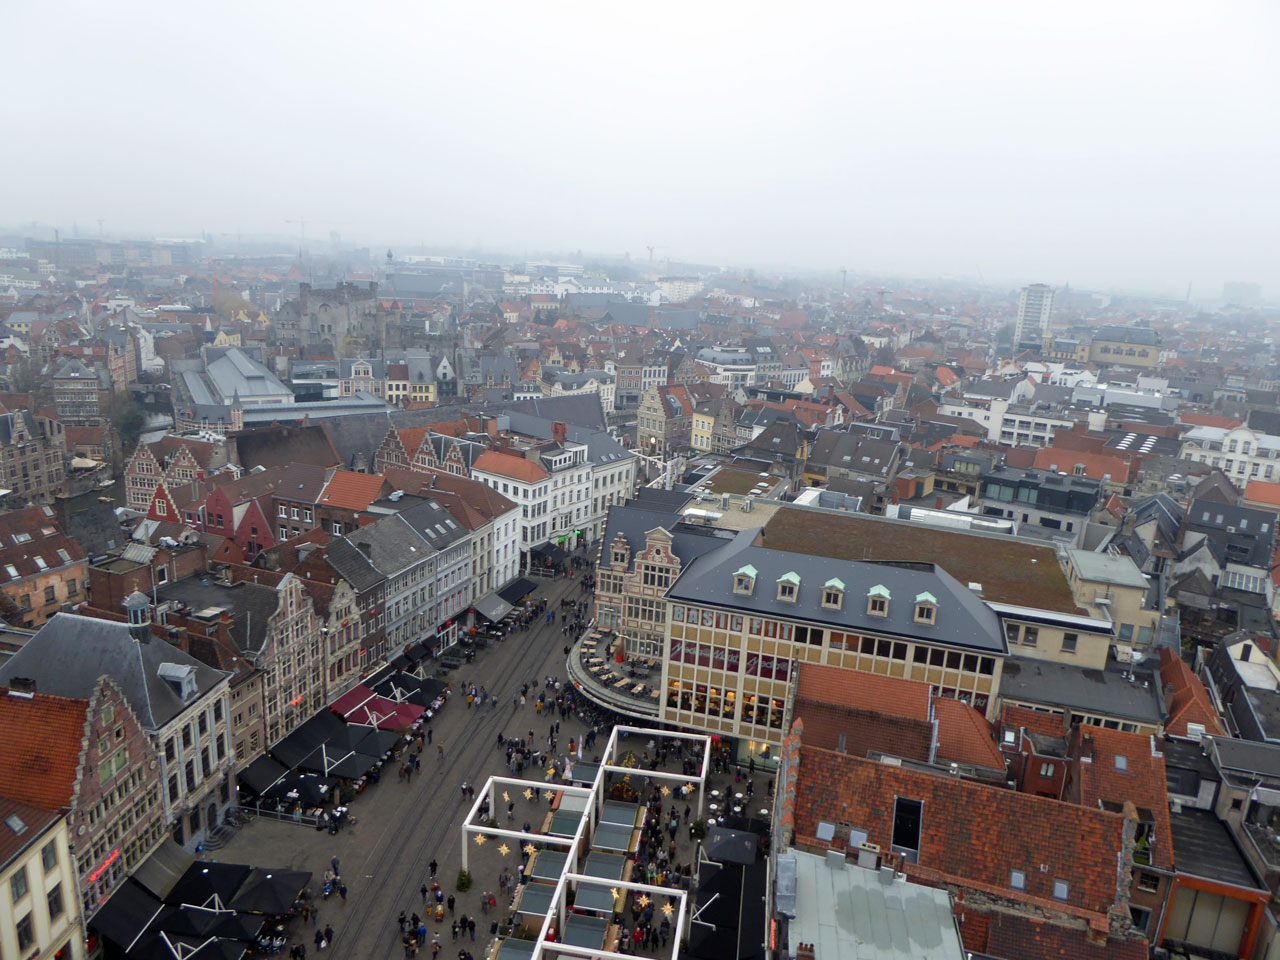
[566, 630, 660, 721]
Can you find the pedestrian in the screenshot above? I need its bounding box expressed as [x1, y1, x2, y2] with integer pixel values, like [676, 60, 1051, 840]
[429, 859, 438, 879]
[427, 727, 433, 744]
[337, 882, 346, 904]
[431, 936, 441, 958]
[421, 883, 429, 903]
[447, 894, 455, 916]
[324, 925, 334, 946]
[331, 856, 340, 876]
[451, 921, 458, 941]
[437, 744, 445, 760]
[315, 929, 325, 952]
[418, 922, 427, 946]
[467, 918, 476, 941]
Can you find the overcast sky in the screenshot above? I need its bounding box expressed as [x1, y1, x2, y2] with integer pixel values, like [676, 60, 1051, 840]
[5, 1, 1277, 295]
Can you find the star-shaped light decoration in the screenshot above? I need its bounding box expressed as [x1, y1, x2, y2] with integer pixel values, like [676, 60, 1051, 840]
[544, 789, 556, 802]
[609, 888, 620, 902]
[498, 843, 510, 857]
[523, 843, 537, 857]
[661, 902, 675, 918]
[636, 894, 651, 908]
[523, 788, 534, 801]
[502, 791, 511, 803]
[659, 785, 671, 797]
[474, 833, 486, 846]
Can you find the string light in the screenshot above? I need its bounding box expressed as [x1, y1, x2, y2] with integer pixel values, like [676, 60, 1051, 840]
[498, 843, 510, 857]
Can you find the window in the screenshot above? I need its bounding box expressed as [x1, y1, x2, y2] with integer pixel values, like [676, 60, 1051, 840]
[822, 588, 842, 609]
[1022, 626, 1038, 648]
[41, 840, 57, 872]
[1115, 755, 1128, 772]
[1137, 871, 1160, 893]
[16, 913, 33, 952]
[1010, 869, 1026, 891]
[11, 865, 28, 902]
[777, 581, 796, 601]
[1061, 632, 1078, 654]
[1039, 762, 1055, 777]
[868, 597, 887, 616]
[1052, 879, 1069, 901]
[914, 602, 936, 624]
[47, 882, 64, 921]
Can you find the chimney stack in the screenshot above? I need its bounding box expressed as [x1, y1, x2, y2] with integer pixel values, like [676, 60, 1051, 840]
[7, 677, 36, 698]
[553, 421, 567, 445]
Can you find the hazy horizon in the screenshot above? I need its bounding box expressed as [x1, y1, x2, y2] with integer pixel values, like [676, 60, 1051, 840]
[5, 1, 1277, 297]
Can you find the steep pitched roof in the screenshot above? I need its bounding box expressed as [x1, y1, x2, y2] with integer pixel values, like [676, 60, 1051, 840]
[794, 746, 1127, 918]
[1158, 647, 1227, 738]
[317, 470, 389, 512]
[984, 913, 1147, 960]
[0, 688, 89, 809]
[473, 450, 548, 484]
[0, 614, 227, 730]
[931, 694, 1005, 770]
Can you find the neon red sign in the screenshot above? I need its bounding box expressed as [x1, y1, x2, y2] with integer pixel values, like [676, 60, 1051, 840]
[89, 848, 120, 882]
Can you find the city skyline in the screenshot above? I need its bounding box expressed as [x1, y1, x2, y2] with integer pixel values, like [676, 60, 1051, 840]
[4, 1, 1277, 297]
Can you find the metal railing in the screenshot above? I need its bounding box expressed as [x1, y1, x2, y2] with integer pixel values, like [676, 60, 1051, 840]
[232, 804, 321, 828]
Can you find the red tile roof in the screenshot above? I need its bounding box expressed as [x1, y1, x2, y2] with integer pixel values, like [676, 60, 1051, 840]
[317, 470, 388, 511]
[1001, 703, 1068, 739]
[984, 913, 1147, 960]
[1243, 480, 1280, 509]
[0, 508, 87, 586]
[795, 746, 1127, 918]
[0, 797, 60, 866]
[932, 695, 1005, 770]
[1069, 725, 1173, 870]
[1158, 648, 1227, 738]
[1032, 448, 1132, 484]
[473, 450, 548, 484]
[795, 664, 930, 721]
[1179, 412, 1242, 429]
[0, 689, 89, 809]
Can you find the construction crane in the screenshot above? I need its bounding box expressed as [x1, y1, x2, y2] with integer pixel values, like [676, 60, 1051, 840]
[284, 218, 335, 258]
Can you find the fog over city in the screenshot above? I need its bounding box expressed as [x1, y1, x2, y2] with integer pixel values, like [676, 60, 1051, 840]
[5, 1, 1277, 294]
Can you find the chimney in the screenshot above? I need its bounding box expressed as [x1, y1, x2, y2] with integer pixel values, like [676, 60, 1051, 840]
[935, 495, 944, 509]
[552, 421, 567, 445]
[796, 944, 816, 960]
[7, 677, 35, 699]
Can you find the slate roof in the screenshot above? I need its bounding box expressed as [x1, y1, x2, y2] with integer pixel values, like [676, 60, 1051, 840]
[323, 539, 385, 593]
[0, 688, 89, 809]
[1169, 808, 1261, 889]
[155, 577, 278, 657]
[0, 614, 228, 730]
[794, 746, 1127, 917]
[600, 502, 733, 573]
[668, 531, 1005, 654]
[233, 424, 340, 471]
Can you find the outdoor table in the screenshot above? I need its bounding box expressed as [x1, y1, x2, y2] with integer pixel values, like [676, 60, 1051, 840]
[733, 805, 743, 815]
[710, 790, 721, 799]
[708, 803, 718, 813]
[735, 793, 744, 801]
[631, 684, 645, 695]
[615, 678, 629, 688]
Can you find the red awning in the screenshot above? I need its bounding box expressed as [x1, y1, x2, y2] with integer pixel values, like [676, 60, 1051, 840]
[331, 684, 376, 717]
[345, 698, 425, 731]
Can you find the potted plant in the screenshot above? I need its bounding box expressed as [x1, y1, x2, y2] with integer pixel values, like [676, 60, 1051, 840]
[456, 868, 473, 892]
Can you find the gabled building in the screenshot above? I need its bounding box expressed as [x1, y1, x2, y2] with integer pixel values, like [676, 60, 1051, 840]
[0, 607, 233, 853]
[0, 507, 88, 628]
[0, 680, 165, 922]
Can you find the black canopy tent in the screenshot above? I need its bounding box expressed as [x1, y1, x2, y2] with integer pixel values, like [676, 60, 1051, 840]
[228, 868, 312, 916]
[236, 756, 289, 798]
[164, 863, 252, 912]
[261, 772, 335, 806]
[90, 879, 164, 955]
[269, 712, 347, 769]
[142, 904, 262, 942]
[497, 577, 537, 605]
[129, 932, 248, 960]
[296, 744, 378, 780]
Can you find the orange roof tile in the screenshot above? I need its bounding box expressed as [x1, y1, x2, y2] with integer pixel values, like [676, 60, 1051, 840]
[1070, 725, 1173, 870]
[0, 689, 88, 809]
[794, 746, 1126, 917]
[932, 695, 1005, 770]
[795, 664, 930, 721]
[1244, 480, 1280, 509]
[317, 470, 388, 511]
[1001, 703, 1068, 739]
[1180, 412, 1242, 429]
[473, 450, 548, 484]
[1158, 648, 1227, 738]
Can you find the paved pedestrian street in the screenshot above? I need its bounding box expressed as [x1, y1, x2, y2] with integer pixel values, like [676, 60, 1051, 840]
[211, 566, 771, 960]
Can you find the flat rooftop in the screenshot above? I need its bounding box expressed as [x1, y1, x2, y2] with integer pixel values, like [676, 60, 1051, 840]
[784, 850, 963, 960]
[761, 507, 1084, 615]
[1169, 808, 1263, 890]
[694, 467, 781, 497]
[998, 658, 1163, 724]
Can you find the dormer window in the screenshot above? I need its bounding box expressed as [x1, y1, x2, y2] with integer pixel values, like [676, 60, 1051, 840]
[822, 577, 845, 610]
[776, 571, 800, 602]
[867, 584, 890, 616]
[733, 564, 757, 596]
[914, 592, 938, 625]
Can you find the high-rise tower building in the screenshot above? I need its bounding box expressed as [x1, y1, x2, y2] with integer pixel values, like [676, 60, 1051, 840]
[1013, 283, 1055, 347]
